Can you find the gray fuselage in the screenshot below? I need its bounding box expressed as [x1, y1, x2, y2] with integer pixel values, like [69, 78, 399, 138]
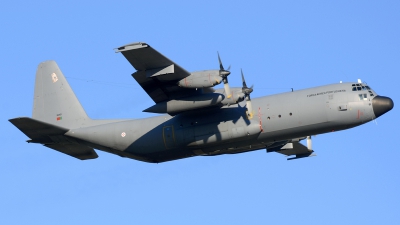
[66, 82, 383, 163]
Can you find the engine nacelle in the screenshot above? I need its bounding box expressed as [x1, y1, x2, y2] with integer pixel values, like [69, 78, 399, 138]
[143, 93, 225, 115]
[177, 70, 222, 88]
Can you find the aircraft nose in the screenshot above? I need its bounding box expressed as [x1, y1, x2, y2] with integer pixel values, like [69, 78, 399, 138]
[372, 96, 394, 118]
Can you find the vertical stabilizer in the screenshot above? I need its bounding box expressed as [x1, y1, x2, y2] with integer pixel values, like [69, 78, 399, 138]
[33, 61, 89, 129]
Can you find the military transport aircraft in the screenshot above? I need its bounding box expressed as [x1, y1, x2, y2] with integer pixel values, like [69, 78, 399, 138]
[9, 42, 394, 162]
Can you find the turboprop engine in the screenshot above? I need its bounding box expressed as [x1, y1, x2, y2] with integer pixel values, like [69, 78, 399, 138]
[177, 52, 233, 99]
[177, 70, 222, 88]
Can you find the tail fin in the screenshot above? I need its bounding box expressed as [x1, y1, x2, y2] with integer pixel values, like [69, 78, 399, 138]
[33, 61, 89, 129]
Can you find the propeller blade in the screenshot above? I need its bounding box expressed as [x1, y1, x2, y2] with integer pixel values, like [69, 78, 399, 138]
[218, 52, 231, 98]
[241, 69, 253, 95]
[217, 51, 224, 71]
[241, 69, 247, 88]
[224, 82, 232, 98]
[241, 69, 254, 118]
[217, 52, 230, 76]
[246, 99, 253, 118]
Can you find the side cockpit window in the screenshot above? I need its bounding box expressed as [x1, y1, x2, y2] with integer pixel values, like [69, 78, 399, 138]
[369, 90, 374, 96]
[359, 94, 368, 101]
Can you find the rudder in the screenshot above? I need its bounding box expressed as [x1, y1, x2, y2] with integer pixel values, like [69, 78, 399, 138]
[33, 61, 89, 129]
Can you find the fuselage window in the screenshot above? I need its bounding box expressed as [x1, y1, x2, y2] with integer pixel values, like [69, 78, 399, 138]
[357, 86, 361, 91]
[352, 87, 357, 91]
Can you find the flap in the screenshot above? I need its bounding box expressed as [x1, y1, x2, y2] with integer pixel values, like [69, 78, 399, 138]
[146, 64, 174, 78]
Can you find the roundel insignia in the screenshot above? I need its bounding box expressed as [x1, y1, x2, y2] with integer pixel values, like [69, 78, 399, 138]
[121, 132, 126, 137]
[51, 73, 58, 83]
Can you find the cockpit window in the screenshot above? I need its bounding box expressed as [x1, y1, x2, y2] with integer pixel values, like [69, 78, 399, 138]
[359, 94, 368, 101]
[352, 84, 373, 92]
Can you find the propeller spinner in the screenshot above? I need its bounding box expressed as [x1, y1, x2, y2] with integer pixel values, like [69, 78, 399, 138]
[218, 52, 232, 98]
[241, 69, 254, 118]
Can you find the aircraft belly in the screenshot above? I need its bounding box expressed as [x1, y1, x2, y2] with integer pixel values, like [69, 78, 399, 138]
[128, 109, 263, 162]
[174, 121, 259, 148]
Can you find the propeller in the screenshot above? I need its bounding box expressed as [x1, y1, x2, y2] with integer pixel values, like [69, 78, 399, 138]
[241, 69, 254, 118]
[218, 52, 231, 98]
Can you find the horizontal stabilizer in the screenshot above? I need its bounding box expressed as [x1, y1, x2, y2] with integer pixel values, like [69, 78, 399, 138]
[9, 117, 97, 160]
[44, 143, 98, 160]
[9, 117, 68, 142]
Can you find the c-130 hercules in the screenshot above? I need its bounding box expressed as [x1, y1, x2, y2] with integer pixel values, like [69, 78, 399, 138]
[9, 42, 394, 162]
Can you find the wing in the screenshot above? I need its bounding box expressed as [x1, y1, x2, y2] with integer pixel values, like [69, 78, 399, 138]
[116, 42, 206, 103]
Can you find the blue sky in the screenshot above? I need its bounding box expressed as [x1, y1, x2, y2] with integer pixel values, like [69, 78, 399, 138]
[1, 1, 399, 224]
